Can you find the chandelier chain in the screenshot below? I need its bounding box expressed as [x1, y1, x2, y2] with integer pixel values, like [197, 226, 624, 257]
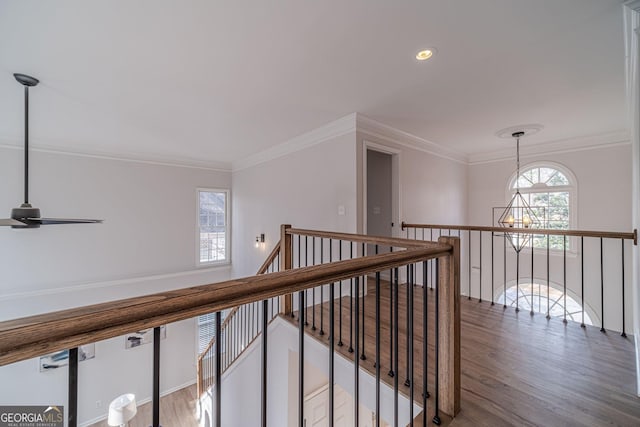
[516, 135, 520, 193]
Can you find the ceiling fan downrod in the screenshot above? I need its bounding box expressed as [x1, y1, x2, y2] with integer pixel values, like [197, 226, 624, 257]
[12, 73, 40, 221]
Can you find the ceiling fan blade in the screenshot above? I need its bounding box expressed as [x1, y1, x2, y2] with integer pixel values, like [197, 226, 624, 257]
[31, 218, 103, 225]
[0, 218, 26, 226]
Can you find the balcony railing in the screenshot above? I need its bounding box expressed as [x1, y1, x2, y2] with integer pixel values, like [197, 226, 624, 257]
[402, 222, 637, 335]
[0, 224, 460, 427]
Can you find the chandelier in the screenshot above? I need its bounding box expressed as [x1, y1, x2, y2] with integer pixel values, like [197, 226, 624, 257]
[497, 131, 542, 252]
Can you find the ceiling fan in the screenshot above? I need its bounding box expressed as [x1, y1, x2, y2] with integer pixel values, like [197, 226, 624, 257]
[0, 73, 102, 228]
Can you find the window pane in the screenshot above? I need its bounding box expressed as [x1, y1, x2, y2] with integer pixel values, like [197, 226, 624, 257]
[199, 190, 227, 263]
[530, 192, 549, 207]
[509, 166, 572, 250]
[549, 190, 569, 204]
[516, 175, 534, 188]
[497, 283, 592, 325]
[547, 171, 569, 186]
[523, 169, 537, 183]
[198, 316, 216, 353]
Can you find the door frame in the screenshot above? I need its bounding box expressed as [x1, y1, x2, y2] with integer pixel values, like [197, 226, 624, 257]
[362, 141, 402, 238]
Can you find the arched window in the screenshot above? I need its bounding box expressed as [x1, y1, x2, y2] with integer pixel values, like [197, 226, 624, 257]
[508, 163, 576, 250]
[497, 282, 594, 325]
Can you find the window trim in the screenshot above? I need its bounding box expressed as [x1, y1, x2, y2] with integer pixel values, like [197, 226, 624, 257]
[196, 188, 231, 267]
[504, 161, 578, 254]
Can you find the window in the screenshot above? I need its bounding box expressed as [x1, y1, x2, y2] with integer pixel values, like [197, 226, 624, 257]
[497, 283, 593, 325]
[508, 164, 575, 250]
[197, 312, 216, 353]
[198, 189, 229, 264]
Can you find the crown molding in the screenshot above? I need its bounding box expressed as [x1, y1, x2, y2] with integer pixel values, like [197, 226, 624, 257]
[355, 114, 468, 164]
[231, 113, 358, 172]
[0, 138, 232, 172]
[467, 130, 631, 165]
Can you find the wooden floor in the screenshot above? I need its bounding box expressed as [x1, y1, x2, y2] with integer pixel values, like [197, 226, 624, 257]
[286, 280, 640, 426]
[88, 384, 199, 427]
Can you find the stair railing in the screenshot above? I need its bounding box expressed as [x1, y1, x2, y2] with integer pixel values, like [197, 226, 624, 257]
[197, 242, 281, 395]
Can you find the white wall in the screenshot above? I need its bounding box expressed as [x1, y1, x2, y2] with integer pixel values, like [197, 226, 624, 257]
[200, 317, 417, 427]
[231, 132, 358, 278]
[624, 2, 640, 395]
[0, 148, 233, 425]
[0, 147, 232, 298]
[467, 144, 632, 229]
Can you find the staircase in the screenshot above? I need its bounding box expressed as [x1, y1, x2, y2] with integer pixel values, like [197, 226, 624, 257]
[197, 243, 281, 396]
[196, 225, 461, 426]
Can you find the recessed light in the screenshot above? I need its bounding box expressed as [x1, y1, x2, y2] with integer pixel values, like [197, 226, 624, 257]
[416, 48, 436, 61]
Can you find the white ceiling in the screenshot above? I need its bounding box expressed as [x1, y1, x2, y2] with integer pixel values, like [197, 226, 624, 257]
[0, 0, 628, 167]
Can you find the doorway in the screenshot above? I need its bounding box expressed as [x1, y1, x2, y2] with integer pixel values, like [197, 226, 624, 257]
[366, 149, 394, 238]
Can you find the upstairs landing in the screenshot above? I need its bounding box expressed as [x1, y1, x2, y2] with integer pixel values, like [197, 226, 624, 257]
[286, 280, 640, 426]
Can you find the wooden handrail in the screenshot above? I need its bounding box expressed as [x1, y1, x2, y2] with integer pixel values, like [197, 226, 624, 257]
[257, 241, 281, 275]
[199, 241, 281, 358]
[197, 241, 282, 394]
[0, 245, 451, 367]
[288, 228, 445, 248]
[402, 222, 638, 244]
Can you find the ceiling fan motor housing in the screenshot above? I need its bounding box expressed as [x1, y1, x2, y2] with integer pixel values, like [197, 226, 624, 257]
[11, 205, 41, 228]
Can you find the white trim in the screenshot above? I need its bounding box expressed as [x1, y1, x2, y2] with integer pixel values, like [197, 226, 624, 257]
[468, 130, 631, 165]
[78, 380, 197, 427]
[624, 0, 640, 396]
[0, 139, 231, 172]
[362, 141, 402, 238]
[356, 114, 468, 164]
[231, 113, 357, 172]
[231, 112, 469, 174]
[505, 160, 578, 195]
[0, 264, 231, 302]
[3, 116, 628, 173]
[196, 188, 231, 267]
[304, 383, 329, 402]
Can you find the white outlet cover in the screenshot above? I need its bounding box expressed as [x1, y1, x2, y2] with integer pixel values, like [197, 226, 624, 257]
[338, 205, 346, 216]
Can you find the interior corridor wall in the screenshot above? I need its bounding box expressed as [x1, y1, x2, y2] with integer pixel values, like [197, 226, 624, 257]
[355, 132, 468, 236]
[231, 132, 358, 278]
[355, 130, 468, 287]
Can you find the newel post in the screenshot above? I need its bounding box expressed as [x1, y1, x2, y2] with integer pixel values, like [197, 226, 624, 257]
[280, 224, 293, 315]
[437, 236, 461, 417]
